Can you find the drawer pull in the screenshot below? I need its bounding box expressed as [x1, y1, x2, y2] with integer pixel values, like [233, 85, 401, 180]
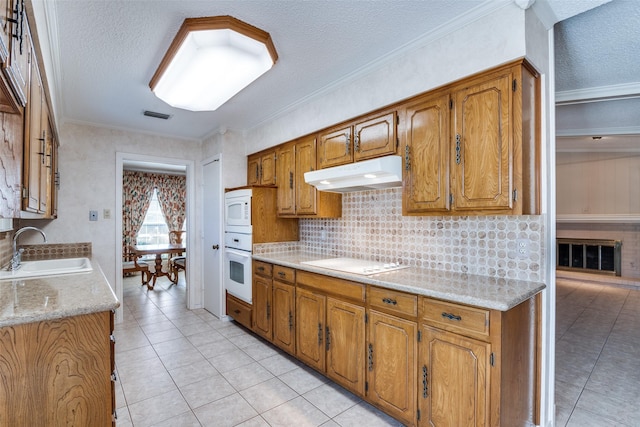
[441, 312, 462, 321]
[233, 309, 241, 314]
[278, 271, 286, 277]
[382, 297, 397, 306]
[257, 266, 265, 272]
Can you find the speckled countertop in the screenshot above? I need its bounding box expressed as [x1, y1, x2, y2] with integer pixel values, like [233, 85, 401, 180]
[0, 257, 120, 327]
[253, 251, 545, 311]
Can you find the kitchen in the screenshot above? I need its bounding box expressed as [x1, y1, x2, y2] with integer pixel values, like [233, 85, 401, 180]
[0, 0, 624, 426]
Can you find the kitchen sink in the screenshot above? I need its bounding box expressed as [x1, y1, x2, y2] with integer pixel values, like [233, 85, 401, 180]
[0, 257, 93, 280]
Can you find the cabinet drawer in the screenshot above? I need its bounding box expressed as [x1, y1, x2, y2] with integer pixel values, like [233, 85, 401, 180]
[369, 286, 417, 318]
[297, 270, 365, 303]
[253, 261, 272, 278]
[226, 293, 252, 329]
[420, 298, 489, 337]
[273, 265, 295, 284]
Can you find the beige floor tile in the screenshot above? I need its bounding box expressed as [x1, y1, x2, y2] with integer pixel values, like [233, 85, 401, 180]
[179, 374, 237, 409]
[157, 346, 208, 372]
[193, 393, 258, 427]
[278, 366, 328, 395]
[208, 348, 255, 373]
[303, 382, 361, 418]
[332, 401, 404, 427]
[149, 410, 201, 427]
[242, 340, 281, 360]
[261, 396, 329, 427]
[222, 361, 275, 391]
[240, 377, 298, 413]
[236, 416, 271, 427]
[128, 389, 191, 427]
[259, 353, 301, 376]
[168, 359, 219, 388]
[121, 369, 178, 405]
[575, 389, 640, 426]
[145, 327, 185, 344]
[185, 328, 227, 347]
[152, 336, 197, 357]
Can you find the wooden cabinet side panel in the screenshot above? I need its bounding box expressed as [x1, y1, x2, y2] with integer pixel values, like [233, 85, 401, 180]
[368, 310, 416, 425]
[419, 325, 490, 427]
[0, 312, 112, 427]
[251, 187, 299, 243]
[295, 288, 325, 371]
[453, 73, 512, 211]
[354, 111, 397, 161]
[326, 297, 365, 395]
[402, 93, 450, 214]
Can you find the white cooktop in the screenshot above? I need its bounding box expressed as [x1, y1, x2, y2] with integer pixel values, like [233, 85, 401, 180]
[301, 257, 409, 276]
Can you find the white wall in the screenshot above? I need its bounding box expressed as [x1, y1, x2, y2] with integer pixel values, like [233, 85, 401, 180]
[22, 122, 202, 294]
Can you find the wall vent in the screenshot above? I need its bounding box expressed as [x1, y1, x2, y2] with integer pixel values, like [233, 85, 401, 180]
[143, 110, 172, 120]
[557, 238, 622, 276]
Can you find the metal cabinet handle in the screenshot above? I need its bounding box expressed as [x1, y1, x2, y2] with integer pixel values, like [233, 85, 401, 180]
[325, 326, 331, 351]
[455, 134, 461, 164]
[277, 271, 286, 278]
[441, 311, 462, 321]
[289, 311, 293, 330]
[354, 133, 360, 152]
[345, 132, 351, 155]
[212, 245, 220, 250]
[405, 144, 411, 171]
[266, 302, 271, 319]
[368, 343, 373, 371]
[382, 297, 397, 306]
[318, 323, 323, 345]
[422, 365, 428, 398]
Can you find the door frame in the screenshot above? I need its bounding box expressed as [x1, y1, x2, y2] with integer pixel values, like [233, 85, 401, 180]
[115, 152, 197, 322]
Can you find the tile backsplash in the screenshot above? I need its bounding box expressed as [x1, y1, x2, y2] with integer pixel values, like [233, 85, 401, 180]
[257, 188, 545, 282]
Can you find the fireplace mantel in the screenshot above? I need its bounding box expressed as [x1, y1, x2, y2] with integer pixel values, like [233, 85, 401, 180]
[557, 214, 640, 224]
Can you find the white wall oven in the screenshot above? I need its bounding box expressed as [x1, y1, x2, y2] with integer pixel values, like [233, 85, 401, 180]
[224, 189, 253, 304]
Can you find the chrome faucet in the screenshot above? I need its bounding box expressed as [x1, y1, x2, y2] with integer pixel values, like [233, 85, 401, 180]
[8, 226, 47, 271]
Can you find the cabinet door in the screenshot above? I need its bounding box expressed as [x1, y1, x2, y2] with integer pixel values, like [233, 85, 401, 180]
[23, 54, 43, 213]
[318, 125, 353, 169]
[260, 152, 276, 185]
[295, 136, 317, 215]
[402, 93, 450, 214]
[368, 310, 417, 425]
[419, 324, 490, 427]
[252, 275, 272, 340]
[3, 0, 28, 107]
[354, 111, 397, 161]
[272, 280, 295, 354]
[296, 287, 325, 371]
[452, 72, 512, 211]
[326, 297, 365, 395]
[247, 154, 260, 186]
[276, 143, 295, 215]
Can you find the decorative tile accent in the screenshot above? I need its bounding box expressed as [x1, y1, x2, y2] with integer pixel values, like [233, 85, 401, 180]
[255, 188, 545, 282]
[20, 242, 92, 261]
[0, 232, 11, 267]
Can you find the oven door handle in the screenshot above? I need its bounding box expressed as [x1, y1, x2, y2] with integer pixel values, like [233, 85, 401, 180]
[225, 248, 252, 262]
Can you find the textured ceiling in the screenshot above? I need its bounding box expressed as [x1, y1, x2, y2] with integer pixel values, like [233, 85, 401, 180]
[555, 0, 640, 152]
[28, 0, 636, 151]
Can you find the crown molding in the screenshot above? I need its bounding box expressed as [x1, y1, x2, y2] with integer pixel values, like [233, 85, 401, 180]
[556, 82, 640, 105]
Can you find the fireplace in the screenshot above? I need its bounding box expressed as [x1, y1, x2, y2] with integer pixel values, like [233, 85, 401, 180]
[557, 238, 622, 276]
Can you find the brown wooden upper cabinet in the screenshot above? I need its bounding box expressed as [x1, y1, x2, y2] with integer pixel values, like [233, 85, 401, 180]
[247, 149, 276, 186]
[0, 0, 28, 114]
[318, 110, 398, 169]
[402, 59, 539, 216]
[275, 135, 341, 218]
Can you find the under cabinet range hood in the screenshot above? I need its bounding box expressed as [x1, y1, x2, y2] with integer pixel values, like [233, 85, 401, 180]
[304, 155, 403, 193]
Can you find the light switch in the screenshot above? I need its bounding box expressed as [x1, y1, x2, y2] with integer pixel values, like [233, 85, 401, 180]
[103, 209, 111, 219]
[89, 210, 98, 221]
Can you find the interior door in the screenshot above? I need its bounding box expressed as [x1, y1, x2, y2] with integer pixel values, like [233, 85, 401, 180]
[203, 157, 222, 316]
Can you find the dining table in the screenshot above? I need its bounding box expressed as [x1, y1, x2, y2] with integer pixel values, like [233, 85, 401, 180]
[130, 243, 186, 289]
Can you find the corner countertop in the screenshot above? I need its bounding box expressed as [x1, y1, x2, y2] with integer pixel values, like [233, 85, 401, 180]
[0, 256, 120, 328]
[253, 251, 546, 311]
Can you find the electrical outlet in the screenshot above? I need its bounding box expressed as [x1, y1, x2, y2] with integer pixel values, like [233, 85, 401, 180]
[89, 210, 98, 221]
[516, 238, 529, 259]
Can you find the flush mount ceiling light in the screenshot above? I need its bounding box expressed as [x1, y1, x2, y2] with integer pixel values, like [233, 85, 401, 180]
[149, 16, 277, 112]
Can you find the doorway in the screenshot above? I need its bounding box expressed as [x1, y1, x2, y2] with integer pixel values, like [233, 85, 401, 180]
[115, 153, 196, 322]
[202, 156, 224, 317]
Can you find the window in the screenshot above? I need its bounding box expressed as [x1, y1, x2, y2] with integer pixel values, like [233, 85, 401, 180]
[137, 189, 169, 245]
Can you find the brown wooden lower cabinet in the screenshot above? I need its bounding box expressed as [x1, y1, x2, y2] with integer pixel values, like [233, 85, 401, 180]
[243, 263, 538, 427]
[0, 311, 115, 426]
[367, 310, 417, 426]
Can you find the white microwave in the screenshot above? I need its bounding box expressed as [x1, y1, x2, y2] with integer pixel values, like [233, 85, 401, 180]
[225, 189, 252, 231]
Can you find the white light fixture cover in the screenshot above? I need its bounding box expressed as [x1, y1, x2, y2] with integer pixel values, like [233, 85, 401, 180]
[150, 16, 277, 112]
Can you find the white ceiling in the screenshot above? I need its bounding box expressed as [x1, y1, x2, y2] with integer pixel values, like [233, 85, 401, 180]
[29, 0, 631, 151]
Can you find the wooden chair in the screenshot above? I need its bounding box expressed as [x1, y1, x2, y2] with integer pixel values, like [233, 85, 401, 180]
[122, 253, 151, 287]
[169, 255, 186, 284]
[169, 230, 185, 245]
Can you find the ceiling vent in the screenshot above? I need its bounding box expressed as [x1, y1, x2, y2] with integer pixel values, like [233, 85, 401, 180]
[143, 110, 172, 120]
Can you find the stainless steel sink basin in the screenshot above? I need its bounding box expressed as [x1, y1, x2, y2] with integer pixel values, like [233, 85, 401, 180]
[0, 257, 93, 280]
